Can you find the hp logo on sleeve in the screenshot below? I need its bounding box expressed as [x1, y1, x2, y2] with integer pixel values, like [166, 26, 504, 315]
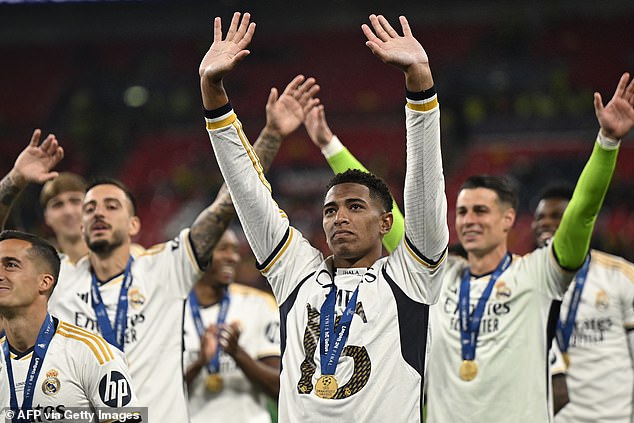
[99, 371, 132, 407]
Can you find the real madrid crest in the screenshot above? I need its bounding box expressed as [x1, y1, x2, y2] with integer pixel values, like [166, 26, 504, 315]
[128, 288, 146, 310]
[494, 281, 512, 301]
[42, 369, 61, 396]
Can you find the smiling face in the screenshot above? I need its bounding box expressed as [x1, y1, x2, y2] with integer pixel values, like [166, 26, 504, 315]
[81, 184, 140, 255]
[455, 187, 515, 258]
[207, 229, 241, 287]
[0, 239, 54, 312]
[532, 197, 568, 248]
[323, 182, 392, 268]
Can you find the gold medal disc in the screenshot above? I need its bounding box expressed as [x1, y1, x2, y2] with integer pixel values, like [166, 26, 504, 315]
[562, 352, 571, 368]
[459, 360, 478, 381]
[315, 375, 338, 399]
[205, 373, 224, 393]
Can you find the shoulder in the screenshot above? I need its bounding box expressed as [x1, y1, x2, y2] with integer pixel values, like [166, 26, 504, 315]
[55, 320, 117, 366]
[590, 250, 634, 283]
[229, 283, 277, 311]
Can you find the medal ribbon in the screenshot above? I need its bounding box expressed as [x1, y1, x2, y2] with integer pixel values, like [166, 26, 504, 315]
[189, 290, 231, 373]
[556, 254, 591, 355]
[2, 313, 55, 423]
[90, 256, 134, 351]
[319, 283, 359, 376]
[459, 254, 512, 361]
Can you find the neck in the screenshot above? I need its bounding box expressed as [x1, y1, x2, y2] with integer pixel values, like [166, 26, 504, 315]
[333, 247, 382, 269]
[3, 304, 48, 352]
[194, 281, 227, 306]
[89, 244, 131, 281]
[57, 236, 89, 264]
[467, 244, 508, 276]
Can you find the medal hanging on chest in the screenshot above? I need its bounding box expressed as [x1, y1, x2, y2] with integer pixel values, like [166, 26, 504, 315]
[316, 281, 359, 399]
[458, 254, 512, 381]
[189, 290, 231, 393]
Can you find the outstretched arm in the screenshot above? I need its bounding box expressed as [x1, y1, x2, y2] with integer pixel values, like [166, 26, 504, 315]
[304, 105, 405, 252]
[190, 63, 319, 264]
[0, 129, 63, 228]
[553, 73, 634, 270]
[363, 14, 448, 265]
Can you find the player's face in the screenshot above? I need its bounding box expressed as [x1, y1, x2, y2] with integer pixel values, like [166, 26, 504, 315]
[81, 184, 139, 255]
[0, 239, 46, 310]
[44, 191, 85, 242]
[532, 198, 568, 248]
[323, 183, 390, 267]
[455, 187, 515, 257]
[208, 230, 240, 286]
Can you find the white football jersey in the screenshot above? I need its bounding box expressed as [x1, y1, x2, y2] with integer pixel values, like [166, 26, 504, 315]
[48, 229, 202, 422]
[427, 247, 572, 423]
[555, 250, 634, 423]
[0, 318, 140, 423]
[205, 94, 447, 422]
[184, 283, 280, 423]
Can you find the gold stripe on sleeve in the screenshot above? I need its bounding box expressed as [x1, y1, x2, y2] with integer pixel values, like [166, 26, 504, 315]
[262, 228, 295, 274]
[206, 113, 237, 130]
[59, 322, 115, 362]
[406, 98, 439, 112]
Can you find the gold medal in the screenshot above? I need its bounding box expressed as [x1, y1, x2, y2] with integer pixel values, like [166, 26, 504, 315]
[315, 375, 338, 399]
[205, 373, 224, 393]
[562, 352, 570, 368]
[459, 360, 478, 381]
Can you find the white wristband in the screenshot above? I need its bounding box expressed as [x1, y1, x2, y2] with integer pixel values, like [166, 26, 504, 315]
[321, 135, 345, 159]
[596, 130, 620, 150]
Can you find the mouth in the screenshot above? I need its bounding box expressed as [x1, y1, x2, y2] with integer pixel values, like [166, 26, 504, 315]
[537, 230, 554, 245]
[332, 230, 354, 240]
[90, 220, 110, 233]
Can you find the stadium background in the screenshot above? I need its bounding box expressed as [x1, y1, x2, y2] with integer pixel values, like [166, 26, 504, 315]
[1, 0, 633, 290]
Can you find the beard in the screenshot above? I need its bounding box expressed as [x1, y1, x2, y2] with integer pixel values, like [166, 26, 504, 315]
[86, 232, 125, 255]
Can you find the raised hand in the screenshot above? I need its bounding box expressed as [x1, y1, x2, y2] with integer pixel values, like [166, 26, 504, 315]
[594, 72, 634, 140]
[199, 12, 255, 83]
[199, 12, 256, 109]
[265, 75, 320, 139]
[304, 105, 334, 149]
[13, 129, 64, 185]
[362, 14, 432, 92]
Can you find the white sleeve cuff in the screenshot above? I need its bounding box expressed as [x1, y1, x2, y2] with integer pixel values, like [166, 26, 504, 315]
[596, 130, 620, 150]
[321, 135, 345, 159]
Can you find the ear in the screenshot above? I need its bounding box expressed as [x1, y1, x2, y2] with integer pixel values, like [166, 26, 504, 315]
[39, 273, 55, 295]
[502, 207, 516, 233]
[129, 216, 141, 237]
[379, 211, 393, 236]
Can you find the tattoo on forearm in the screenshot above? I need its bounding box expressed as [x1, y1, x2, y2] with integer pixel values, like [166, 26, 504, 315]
[0, 176, 21, 207]
[253, 133, 283, 172]
[190, 184, 235, 262]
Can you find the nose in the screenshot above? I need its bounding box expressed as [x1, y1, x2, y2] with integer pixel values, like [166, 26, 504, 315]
[334, 209, 349, 225]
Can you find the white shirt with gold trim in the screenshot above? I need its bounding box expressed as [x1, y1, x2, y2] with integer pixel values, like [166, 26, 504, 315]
[48, 229, 202, 422]
[427, 249, 572, 423]
[205, 92, 447, 422]
[183, 283, 280, 423]
[555, 250, 634, 423]
[0, 318, 139, 422]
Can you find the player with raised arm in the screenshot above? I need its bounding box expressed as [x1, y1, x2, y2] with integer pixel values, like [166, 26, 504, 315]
[306, 72, 634, 421]
[184, 74, 320, 423]
[0, 230, 141, 423]
[201, 12, 447, 422]
[533, 183, 634, 423]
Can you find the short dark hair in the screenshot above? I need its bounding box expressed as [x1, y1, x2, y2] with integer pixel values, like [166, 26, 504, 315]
[40, 172, 87, 208]
[0, 230, 60, 294]
[325, 169, 393, 213]
[460, 175, 519, 210]
[536, 182, 574, 203]
[86, 177, 137, 215]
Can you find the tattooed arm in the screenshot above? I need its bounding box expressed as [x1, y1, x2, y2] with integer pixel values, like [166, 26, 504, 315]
[189, 74, 320, 265]
[0, 129, 64, 228]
